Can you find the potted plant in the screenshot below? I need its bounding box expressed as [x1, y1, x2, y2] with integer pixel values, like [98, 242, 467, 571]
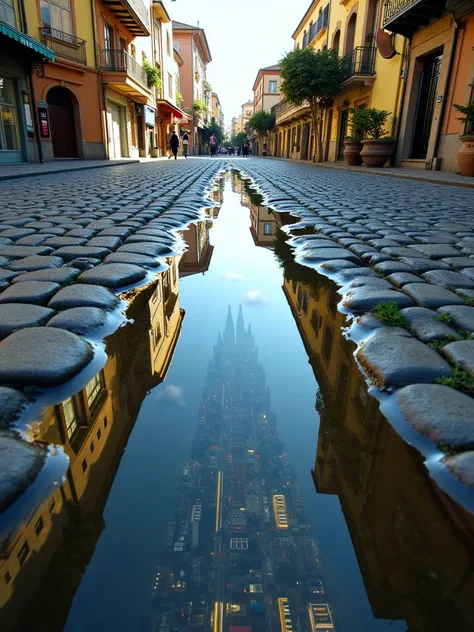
[360, 108, 395, 167]
[453, 85, 474, 177]
[343, 108, 368, 165]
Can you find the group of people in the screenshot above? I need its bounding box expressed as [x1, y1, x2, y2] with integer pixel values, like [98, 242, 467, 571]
[167, 129, 251, 159]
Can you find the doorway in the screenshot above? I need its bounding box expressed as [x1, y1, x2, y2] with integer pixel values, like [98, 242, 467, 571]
[411, 52, 443, 159]
[108, 102, 124, 159]
[47, 87, 78, 159]
[337, 109, 349, 160]
[324, 109, 333, 161]
[301, 123, 310, 160]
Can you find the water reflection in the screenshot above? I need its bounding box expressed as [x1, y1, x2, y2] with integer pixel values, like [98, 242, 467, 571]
[272, 215, 474, 632]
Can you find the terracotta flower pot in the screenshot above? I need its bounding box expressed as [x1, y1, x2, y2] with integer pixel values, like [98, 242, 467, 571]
[360, 138, 395, 167]
[343, 139, 363, 166]
[456, 135, 474, 177]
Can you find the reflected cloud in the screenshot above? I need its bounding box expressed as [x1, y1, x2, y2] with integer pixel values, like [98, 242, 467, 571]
[223, 272, 244, 282]
[242, 290, 268, 306]
[157, 384, 185, 407]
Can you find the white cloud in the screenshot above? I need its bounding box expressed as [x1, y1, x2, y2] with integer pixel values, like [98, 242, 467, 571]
[157, 384, 185, 406]
[223, 272, 244, 281]
[242, 290, 268, 306]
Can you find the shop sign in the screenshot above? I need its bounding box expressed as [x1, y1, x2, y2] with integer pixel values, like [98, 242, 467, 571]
[145, 106, 155, 127]
[38, 106, 50, 138]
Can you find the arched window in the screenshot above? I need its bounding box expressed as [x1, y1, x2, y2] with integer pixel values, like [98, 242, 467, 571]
[345, 13, 357, 54]
[332, 29, 341, 54]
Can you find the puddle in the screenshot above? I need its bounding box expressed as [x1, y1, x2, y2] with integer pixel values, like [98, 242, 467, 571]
[1, 173, 473, 632]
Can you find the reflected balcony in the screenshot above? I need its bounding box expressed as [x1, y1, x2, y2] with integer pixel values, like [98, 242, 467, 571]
[39, 26, 86, 64]
[341, 46, 376, 94]
[382, 0, 446, 37]
[100, 48, 151, 102]
[102, 0, 150, 36]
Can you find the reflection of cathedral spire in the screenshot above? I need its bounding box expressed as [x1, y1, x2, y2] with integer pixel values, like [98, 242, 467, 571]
[236, 304, 246, 346]
[247, 323, 253, 347]
[223, 305, 235, 348]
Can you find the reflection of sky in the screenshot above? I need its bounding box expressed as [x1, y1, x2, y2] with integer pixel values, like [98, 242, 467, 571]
[65, 178, 405, 632]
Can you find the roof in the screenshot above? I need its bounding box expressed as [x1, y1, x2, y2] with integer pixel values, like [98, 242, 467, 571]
[172, 20, 212, 63]
[292, 0, 319, 39]
[252, 64, 281, 91]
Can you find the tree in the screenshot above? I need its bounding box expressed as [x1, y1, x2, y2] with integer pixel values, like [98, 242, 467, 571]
[279, 47, 345, 162]
[231, 131, 247, 147]
[248, 111, 275, 154]
[203, 116, 224, 145]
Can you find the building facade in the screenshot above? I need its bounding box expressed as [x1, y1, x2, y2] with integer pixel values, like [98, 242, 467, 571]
[253, 64, 281, 113]
[172, 20, 212, 155]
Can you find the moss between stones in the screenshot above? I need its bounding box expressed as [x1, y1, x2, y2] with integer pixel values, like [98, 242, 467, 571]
[372, 301, 409, 328]
[436, 367, 474, 394]
[435, 312, 455, 325]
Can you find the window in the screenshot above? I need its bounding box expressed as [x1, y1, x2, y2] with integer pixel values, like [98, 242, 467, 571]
[322, 326, 333, 363]
[302, 292, 309, 314]
[0, 0, 15, 26]
[48, 497, 56, 513]
[263, 223, 272, 235]
[4, 571, 11, 585]
[90, 441, 95, 454]
[81, 458, 87, 473]
[152, 323, 162, 349]
[97, 428, 102, 440]
[0, 77, 20, 152]
[168, 73, 173, 99]
[17, 541, 30, 567]
[35, 516, 44, 536]
[104, 417, 108, 428]
[62, 397, 78, 440]
[166, 31, 171, 56]
[85, 373, 103, 409]
[311, 310, 321, 334]
[269, 81, 277, 94]
[40, 0, 72, 34]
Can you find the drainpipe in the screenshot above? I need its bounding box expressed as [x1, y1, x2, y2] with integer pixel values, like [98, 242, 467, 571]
[90, 0, 108, 159]
[431, 16, 460, 170]
[19, 0, 44, 163]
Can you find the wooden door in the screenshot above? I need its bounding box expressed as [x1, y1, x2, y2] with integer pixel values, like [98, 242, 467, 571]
[47, 88, 78, 159]
[411, 53, 443, 159]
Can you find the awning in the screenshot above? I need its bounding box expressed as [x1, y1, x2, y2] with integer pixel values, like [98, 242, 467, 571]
[157, 99, 189, 121]
[0, 20, 55, 61]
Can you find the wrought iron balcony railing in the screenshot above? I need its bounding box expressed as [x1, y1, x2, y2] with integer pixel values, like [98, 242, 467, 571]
[100, 48, 148, 90]
[302, 4, 329, 48]
[342, 46, 376, 80]
[383, 0, 417, 24]
[124, 0, 150, 31]
[39, 26, 86, 64]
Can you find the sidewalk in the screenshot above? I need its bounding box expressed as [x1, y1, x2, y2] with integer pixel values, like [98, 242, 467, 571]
[271, 156, 474, 189]
[0, 158, 146, 181]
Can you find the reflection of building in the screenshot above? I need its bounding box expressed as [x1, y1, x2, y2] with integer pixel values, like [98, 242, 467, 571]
[276, 225, 474, 632]
[180, 221, 214, 276]
[308, 603, 334, 631]
[250, 201, 276, 248]
[0, 258, 184, 632]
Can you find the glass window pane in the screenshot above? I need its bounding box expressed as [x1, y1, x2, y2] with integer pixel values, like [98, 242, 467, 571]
[86, 373, 102, 408]
[61, 8, 72, 34]
[0, 77, 14, 105]
[40, 3, 51, 27]
[2, 106, 19, 150]
[61, 0, 71, 7]
[50, 3, 61, 30]
[63, 397, 77, 439]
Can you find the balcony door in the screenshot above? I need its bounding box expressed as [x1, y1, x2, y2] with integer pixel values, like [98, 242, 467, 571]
[104, 23, 114, 67]
[411, 52, 443, 159]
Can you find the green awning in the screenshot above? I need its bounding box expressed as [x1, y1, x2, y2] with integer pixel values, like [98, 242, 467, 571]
[0, 20, 55, 62]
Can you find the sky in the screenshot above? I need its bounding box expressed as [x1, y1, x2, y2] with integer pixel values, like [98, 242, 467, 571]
[172, 0, 311, 127]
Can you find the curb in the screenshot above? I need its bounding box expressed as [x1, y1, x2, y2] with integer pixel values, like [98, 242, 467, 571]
[0, 159, 141, 182]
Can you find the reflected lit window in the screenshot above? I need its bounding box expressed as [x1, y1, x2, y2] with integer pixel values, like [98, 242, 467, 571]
[62, 397, 78, 439]
[35, 516, 44, 536]
[85, 372, 104, 409]
[17, 541, 30, 567]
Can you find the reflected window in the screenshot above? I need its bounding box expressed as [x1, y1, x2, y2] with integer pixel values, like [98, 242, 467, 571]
[62, 397, 78, 439]
[85, 372, 104, 409]
[97, 428, 102, 440]
[328, 290, 339, 316]
[17, 541, 30, 567]
[263, 222, 272, 235]
[151, 284, 161, 304]
[90, 441, 95, 453]
[35, 516, 44, 536]
[302, 293, 309, 314]
[311, 310, 321, 334]
[153, 323, 162, 349]
[4, 570, 11, 585]
[322, 326, 333, 363]
[81, 458, 87, 473]
[48, 497, 56, 513]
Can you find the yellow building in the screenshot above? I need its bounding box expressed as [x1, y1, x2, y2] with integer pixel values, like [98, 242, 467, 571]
[272, 0, 405, 163]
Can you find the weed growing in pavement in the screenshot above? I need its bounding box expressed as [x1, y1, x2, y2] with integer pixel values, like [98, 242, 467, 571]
[436, 367, 474, 393]
[463, 297, 474, 306]
[428, 334, 462, 350]
[435, 312, 456, 325]
[373, 301, 409, 327]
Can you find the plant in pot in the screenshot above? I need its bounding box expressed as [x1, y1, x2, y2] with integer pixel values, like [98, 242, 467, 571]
[360, 108, 395, 167]
[343, 108, 369, 165]
[453, 85, 474, 177]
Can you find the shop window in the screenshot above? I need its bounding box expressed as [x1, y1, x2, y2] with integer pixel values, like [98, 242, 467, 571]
[40, 0, 72, 35]
[35, 516, 44, 536]
[0, 0, 15, 27]
[0, 77, 20, 152]
[62, 397, 78, 440]
[17, 541, 30, 567]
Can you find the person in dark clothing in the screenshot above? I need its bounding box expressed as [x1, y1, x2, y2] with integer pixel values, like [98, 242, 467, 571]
[242, 140, 250, 158]
[169, 131, 180, 159]
[182, 131, 189, 158]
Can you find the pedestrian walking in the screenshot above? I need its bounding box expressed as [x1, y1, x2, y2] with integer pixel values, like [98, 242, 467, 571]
[209, 134, 217, 157]
[242, 140, 250, 158]
[169, 130, 180, 160]
[182, 130, 189, 158]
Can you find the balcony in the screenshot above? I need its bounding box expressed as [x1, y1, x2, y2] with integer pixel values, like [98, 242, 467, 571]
[272, 98, 311, 125]
[341, 46, 376, 93]
[100, 49, 151, 102]
[102, 0, 150, 36]
[302, 5, 329, 48]
[39, 26, 86, 64]
[382, 0, 446, 37]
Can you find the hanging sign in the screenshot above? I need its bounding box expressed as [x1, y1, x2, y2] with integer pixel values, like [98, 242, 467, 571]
[38, 106, 50, 138]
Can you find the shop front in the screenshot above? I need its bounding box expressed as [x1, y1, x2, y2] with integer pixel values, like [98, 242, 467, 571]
[156, 99, 188, 157]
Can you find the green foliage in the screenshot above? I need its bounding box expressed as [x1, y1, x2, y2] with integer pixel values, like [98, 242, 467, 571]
[203, 116, 223, 145]
[248, 111, 275, 135]
[435, 312, 455, 325]
[453, 83, 474, 131]
[143, 59, 162, 90]
[428, 334, 462, 350]
[176, 91, 183, 105]
[347, 107, 370, 140]
[192, 98, 207, 115]
[436, 367, 474, 393]
[372, 302, 409, 327]
[362, 108, 391, 139]
[204, 81, 212, 93]
[232, 131, 247, 147]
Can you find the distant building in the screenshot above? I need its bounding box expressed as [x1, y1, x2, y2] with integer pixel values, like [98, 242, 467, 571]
[278, 597, 294, 632]
[191, 503, 201, 548]
[273, 495, 289, 529]
[308, 603, 335, 631]
[252, 65, 281, 113]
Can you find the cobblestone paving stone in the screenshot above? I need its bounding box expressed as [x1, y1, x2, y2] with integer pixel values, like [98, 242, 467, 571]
[228, 158, 474, 486]
[0, 160, 221, 508]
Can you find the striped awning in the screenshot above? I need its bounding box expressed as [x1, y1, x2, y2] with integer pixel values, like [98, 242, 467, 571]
[0, 19, 55, 61]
